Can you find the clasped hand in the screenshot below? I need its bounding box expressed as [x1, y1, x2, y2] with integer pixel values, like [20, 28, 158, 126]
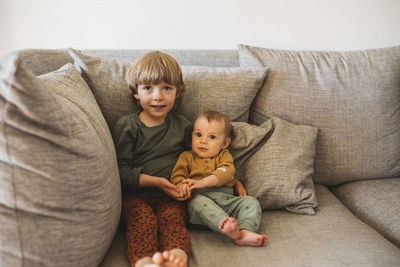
[176, 179, 204, 199]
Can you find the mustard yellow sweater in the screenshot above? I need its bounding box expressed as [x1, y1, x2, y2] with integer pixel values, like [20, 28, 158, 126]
[171, 149, 235, 188]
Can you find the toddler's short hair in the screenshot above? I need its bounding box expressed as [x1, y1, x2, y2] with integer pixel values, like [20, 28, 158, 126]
[126, 51, 185, 99]
[197, 111, 232, 139]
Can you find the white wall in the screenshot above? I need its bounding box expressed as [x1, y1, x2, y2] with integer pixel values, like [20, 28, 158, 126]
[1, 0, 400, 56]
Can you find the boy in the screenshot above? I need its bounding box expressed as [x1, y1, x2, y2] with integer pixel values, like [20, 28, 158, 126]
[113, 52, 247, 267]
[171, 111, 268, 247]
[113, 51, 191, 267]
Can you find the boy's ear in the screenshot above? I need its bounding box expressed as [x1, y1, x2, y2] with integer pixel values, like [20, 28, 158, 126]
[134, 93, 140, 100]
[223, 137, 231, 149]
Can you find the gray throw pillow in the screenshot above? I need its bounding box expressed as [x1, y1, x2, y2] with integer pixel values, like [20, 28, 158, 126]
[230, 118, 318, 215]
[238, 44, 400, 186]
[67, 48, 267, 127]
[0, 53, 121, 267]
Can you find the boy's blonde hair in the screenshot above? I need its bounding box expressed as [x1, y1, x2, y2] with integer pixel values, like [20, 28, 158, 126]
[126, 51, 185, 100]
[197, 111, 232, 139]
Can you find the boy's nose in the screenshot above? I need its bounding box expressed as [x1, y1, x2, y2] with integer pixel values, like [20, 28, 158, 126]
[152, 88, 163, 100]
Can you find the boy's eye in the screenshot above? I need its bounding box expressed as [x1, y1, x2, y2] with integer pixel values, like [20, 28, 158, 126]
[143, 86, 152, 91]
[163, 86, 172, 91]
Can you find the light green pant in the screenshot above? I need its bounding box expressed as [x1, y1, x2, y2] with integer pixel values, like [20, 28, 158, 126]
[187, 187, 262, 233]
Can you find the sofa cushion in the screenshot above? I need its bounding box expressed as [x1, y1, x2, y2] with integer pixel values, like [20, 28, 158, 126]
[331, 178, 400, 247]
[238, 44, 400, 186]
[230, 118, 318, 215]
[67, 48, 267, 129]
[100, 185, 400, 267]
[18, 49, 73, 75]
[0, 54, 121, 267]
[82, 49, 240, 67]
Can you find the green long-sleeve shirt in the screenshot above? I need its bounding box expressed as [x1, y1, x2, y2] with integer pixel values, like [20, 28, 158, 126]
[113, 111, 192, 197]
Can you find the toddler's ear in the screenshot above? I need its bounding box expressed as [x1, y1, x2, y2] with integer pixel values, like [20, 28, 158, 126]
[223, 138, 231, 149]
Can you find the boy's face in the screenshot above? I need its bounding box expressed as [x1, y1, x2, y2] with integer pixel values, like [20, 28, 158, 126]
[192, 117, 231, 158]
[134, 82, 177, 125]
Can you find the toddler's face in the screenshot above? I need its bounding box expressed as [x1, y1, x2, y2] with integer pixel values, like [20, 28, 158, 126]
[192, 117, 230, 158]
[134, 81, 177, 125]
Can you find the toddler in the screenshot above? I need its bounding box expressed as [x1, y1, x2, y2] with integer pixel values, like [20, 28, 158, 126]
[171, 111, 268, 247]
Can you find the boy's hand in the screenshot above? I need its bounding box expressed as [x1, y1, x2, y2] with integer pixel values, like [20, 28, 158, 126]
[157, 178, 180, 197]
[177, 182, 191, 198]
[234, 178, 247, 196]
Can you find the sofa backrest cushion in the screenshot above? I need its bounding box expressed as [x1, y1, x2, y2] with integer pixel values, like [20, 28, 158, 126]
[15, 49, 74, 76]
[231, 119, 318, 215]
[81, 49, 239, 67]
[68, 48, 267, 129]
[239, 44, 400, 186]
[0, 53, 121, 267]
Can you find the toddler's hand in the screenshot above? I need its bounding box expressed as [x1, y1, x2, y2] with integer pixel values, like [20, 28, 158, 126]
[177, 182, 191, 198]
[234, 178, 247, 196]
[182, 178, 204, 190]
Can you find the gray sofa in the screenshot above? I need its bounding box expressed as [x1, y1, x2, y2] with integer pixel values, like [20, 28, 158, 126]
[0, 45, 399, 267]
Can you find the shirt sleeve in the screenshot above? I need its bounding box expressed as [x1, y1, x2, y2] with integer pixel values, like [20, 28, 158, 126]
[170, 152, 190, 185]
[112, 117, 143, 190]
[212, 149, 235, 186]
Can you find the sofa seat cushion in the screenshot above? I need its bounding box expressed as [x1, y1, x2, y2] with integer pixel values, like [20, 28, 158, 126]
[331, 178, 400, 247]
[238, 44, 400, 186]
[0, 53, 121, 267]
[100, 185, 400, 267]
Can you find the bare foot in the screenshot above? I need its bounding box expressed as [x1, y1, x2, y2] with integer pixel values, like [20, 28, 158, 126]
[234, 229, 268, 247]
[150, 249, 187, 267]
[219, 217, 240, 240]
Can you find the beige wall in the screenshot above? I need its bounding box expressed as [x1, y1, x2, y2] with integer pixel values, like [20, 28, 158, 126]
[1, 0, 400, 56]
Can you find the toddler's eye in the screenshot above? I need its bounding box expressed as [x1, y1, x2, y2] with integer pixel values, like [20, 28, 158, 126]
[210, 135, 216, 140]
[195, 133, 201, 138]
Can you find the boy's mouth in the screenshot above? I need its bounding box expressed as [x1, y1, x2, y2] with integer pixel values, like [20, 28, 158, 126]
[151, 105, 166, 109]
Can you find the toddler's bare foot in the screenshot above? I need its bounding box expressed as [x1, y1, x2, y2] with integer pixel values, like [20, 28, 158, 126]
[219, 217, 240, 240]
[151, 248, 187, 267]
[234, 229, 268, 247]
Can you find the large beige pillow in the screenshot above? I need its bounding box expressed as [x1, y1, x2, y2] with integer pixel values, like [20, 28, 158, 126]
[0, 54, 121, 267]
[238, 44, 400, 186]
[230, 118, 318, 215]
[67, 48, 267, 128]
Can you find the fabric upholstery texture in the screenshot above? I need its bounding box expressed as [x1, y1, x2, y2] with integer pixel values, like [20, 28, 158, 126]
[230, 118, 318, 215]
[0, 54, 121, 267]
[15, 49, 73, 75]
[100, 185, 400, 267]
[238, 44, 400, 186]
[68, 48, 267, 127]
[331, 178, 400, 247]
[82, 49, 240, 67]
